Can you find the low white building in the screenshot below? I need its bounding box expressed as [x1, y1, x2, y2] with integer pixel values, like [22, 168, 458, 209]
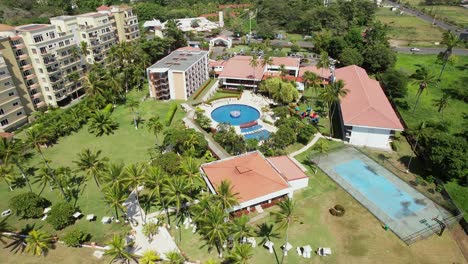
[209, 35, 232, 48]
[335, 65, 404, 150]
[162, 17, 220, 32]
[200, 151, 309, 213]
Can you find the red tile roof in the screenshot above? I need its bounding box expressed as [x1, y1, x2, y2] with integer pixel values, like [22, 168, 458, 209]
[267, 156, 308, 181]
[335, 65, 404, 130]
[299, 65, 330, 79]
[96, 5, 111, 11]
[218, 56, 265, 81]
[201, 152, 290, 203]
[271, 57, 300, 68]
[209, 60, 227, 67]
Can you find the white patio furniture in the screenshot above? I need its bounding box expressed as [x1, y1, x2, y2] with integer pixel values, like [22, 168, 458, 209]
[254, 205, 264, 213]
[1, 209, 11, 217]
[296, 247, 302, 256]
[86, 214, 95, 221]
[191, 224, 197, 233]
[282, 242, 293, 256]
[264, 240, 274, 254]
[247, 237, 256, 248]
[303, 245, 312, 258]
[317, 247, 332, 256]
[43, 207, 51, 214]
[41, 214, 48, 221]
[73, 212, 82, 219]
[93, 251, 104, 259]
[101, 216, 111, 224]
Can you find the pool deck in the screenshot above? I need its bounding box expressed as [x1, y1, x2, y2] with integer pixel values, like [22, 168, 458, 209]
[314, 147, 453, 244]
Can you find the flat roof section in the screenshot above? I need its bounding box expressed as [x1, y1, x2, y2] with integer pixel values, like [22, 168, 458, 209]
[147, 49, 208, 72]
[16, 24, 52, 32]
[267, 156, 308, 181]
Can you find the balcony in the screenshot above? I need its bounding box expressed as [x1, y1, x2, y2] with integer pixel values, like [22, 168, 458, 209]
[20, 64, 33, 71]
[35, 101, 46, 108]
[0, 74, 10, 81]
[25, 73, 36, 80]
[43, 59, 57, 66]
[14, 43, 25, 49]
[28, 83, 39, 89]
[32, 92, 42, 99]
[56, 94, 68, 101]
[18, 54, 28, 60]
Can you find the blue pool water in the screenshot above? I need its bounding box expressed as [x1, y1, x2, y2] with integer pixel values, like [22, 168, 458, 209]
[211, 104, 260, 126]
[241, 125, 263, 133]
[334, 160, 425, 220]
[244, 130, 270, 141]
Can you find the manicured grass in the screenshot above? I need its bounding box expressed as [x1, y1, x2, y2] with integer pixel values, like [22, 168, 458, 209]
[394, 53, 468, 134]
[0, 90, 185, 244]
[427, 6, 468, 27]
[286, 33, 303, 42]
[376, 8, 444, 47]
[208, 91, 241, 101]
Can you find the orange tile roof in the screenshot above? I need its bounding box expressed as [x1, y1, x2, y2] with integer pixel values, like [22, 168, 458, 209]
[218, 56, 265, 81]
[96, 5, 110, 11]
[201, 152, 290, 203]
[271, 57, 300, 68]
[335, 65, 404, 130]
[299, 65, 330, 79]
[267, 156, 308, 181]
[209, 59, 227, 67]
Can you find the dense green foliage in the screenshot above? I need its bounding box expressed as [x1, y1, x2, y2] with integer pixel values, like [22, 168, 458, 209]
[378, 69, 409, 100]
[213, 123, 247, 155]
[9, 192, 50, 219]
[62, 228, 90, 247]
[162, 128, 208, 158]
[47, 202, 76, 230]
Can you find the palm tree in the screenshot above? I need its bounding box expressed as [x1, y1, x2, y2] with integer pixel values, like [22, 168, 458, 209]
[249, 55, 259, 90]
[227, 244, 254, 264]
[180, 156, 203, 193]
[279, 64, 287, 77]
[215, 180, 239, 210]
[163, 176, 191, 242]
[438, 30, 461, 80]
[25, 127, 66, 198]
[74, 148, 109, 188]
[147, 115, 163, 146]
[125, 98, 140, 130]
[302, 71, 320, 95]
[165, 251, 184, 264]
[319, 80, 349, 136]
[88, 111, 119, 136]
[262, 54, 273, 72]
[124, 163, 146, 224]
[198, 205, 229, 258]
[406, 121, 426, 173]
[145, 166, 170, 224]
[103, 184, 128, 220]
[107, 69, 124, 103]
[25, 229, 54, 256]
[139, 250, 161, 264]
[101, 162, 125, 189]
[33, 166, 55, 195]
[230, 214, 254, 243]
[433, 93, 450, 119]
[315, 140, 329, 165]
[411, 66, 436, 114]
[316, 51, 330, 78]
[104, 234, 138, 264]
[271, 197, 298, 264]
[0, 216, 12, 244]
[256, 223, 280, 264]
[0, 164, 15, 191]
[83, 70, 105, 98]
[79, 41, 90, 57]
[0, 137, 32, 191]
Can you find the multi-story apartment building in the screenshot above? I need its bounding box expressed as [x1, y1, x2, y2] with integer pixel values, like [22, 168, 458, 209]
[51, 12, 117, 64]
[97, 5, 140, 42]
[147, 48, 209, 100]
[16, 24, 85, 107]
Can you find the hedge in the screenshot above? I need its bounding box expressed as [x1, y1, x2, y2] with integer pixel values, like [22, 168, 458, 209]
[165, 104, 178, 126]
[218, 89, 242, 94]
[62, 228, 90, 247]
[9, 192, 51, 219]
[192, 79, 215, 100]
[47, 202, 76, 230]
[206, 94, 241, 104]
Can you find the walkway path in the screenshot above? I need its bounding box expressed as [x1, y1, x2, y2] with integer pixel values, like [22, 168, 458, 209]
[289, 133, 323, 157]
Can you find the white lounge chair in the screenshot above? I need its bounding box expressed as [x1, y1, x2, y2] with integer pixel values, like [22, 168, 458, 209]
[282, 242, 293, 256]
[1, 209, 11, 217]
[303, 245, 312, 258]
[73, 212, 82, 219]
[101, 216, 111, 224]
[86, 214, 95, 221]
[317, 247, 332, 256]
[247, 237, 256, 248]
[264, 240, 274, 254]
[43, 207, 51, 214]
[41, 214, 48, 221]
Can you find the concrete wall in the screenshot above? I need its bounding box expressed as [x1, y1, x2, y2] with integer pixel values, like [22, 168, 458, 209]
[172, 71, 186, 100]
[288, 178, 309, 191]
[348, 126, 392, 150]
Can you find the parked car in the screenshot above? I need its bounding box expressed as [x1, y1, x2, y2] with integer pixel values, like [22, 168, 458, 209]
[410, 47, 420, 52]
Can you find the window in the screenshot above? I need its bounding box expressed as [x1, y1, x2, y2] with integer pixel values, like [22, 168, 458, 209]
[32, 48, 37, 54]
[38, 68, 43, 73]
[81, 33, 86, 39]
[49, 32, 55, 39]
[47, 95, 52, 100]
[4, 82, 10, 86]
[45, 87, 49, 91]
[8, 92, 14, 96]
[59, 41, 64, 47]
[33, 98, 40, 104]
[65, 40, 70, 45]
[27, 80, 34, 86]
[12, 102, 18, 107]
[40, 47, 47, 54]
[33, 35, 44, 43]
[16, 111, 22, 116]
[0, 109, 4, 115]
[0, 119, 9, 126]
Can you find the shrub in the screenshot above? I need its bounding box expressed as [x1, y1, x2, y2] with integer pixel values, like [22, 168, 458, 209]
[192, 80, 213, 100]
[47, 202, 75, 230]
[9, 192, 50, 219]
[334, 204, 345, 217]
[62, 229, 90, 247]
[165, 104, 178, 126]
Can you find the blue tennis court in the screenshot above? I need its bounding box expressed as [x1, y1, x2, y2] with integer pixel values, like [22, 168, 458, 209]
[314, 147, 453, 243]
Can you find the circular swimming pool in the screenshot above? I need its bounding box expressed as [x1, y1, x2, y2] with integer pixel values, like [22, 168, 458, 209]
[211, 104, 260, 126]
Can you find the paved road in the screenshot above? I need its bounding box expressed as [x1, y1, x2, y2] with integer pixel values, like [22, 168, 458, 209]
[384, 0, 467, 33]
[394, 47, 468, 55]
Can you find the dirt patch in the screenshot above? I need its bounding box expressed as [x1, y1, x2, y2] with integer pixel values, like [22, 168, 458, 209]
[450, 224, 468, 262]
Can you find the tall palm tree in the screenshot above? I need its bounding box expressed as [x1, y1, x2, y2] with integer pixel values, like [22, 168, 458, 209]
[406, 121, 426, 173]
[88, 111, 119, 137]
[316, 51, 330, 78]
[147, 115, 163, 146]
[145, 166, 170, 224]
[256, 223, 280, 264]
[230, 214, 254, 243]
[83, 70, 105, 98]
[315, 140, 329, 165]
[25, 229, 54, 256]
[433, 93, 450, 119]
[74, 148, 109, 188]
[124, 163, 146, 224]
[0, 164, 14, 191]
[319, 80, 349, 136]
[271, 197, 298, 264]
[139, 250, 161, 264]
[410, 66, 436, 114]
[125, 98, 140, 130]
[79, 41, 90, 57]
[106, 69, 124, 103]
[0, 216, 12, 244]
[163, 175, 191, 242]
[180, 156, 203, 193]
[227, 244, 254, 264]
[104, 234, 138, 264]
[0, 137, 32, 191]
[33, 166, 55, 195]
[101, 162, 125, 189]
[198, 205, 229, 258]
[249, 55, 259, 90]
[302, 71, 320, 95]
[215, 180, 239, 210]
[25, 127, 66, 198]
[438, 30, 460, 80]
[103, 183, 128, 220]
[278, 64, 287, 77]
[262, 54, 273, 72]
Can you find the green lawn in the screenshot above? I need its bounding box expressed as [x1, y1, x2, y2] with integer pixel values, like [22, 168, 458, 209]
[0, 90, 185, 245]
[444, 181, 468, 221]
[208, 91, 241, 101]
[428, 6, 468, 27]
[376, 8, 444, 47]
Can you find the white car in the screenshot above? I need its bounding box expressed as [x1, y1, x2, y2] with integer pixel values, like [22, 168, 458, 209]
[410, 47, 420, 52]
